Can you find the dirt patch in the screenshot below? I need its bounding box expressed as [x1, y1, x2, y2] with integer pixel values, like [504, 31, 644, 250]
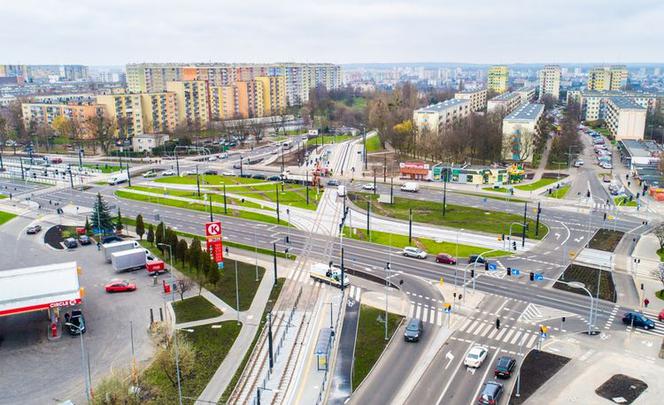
[588, 229, 625, 252]
[510, 350, 571, 404]
[554, 264, 617, 302]
[595, 374, 648, 404]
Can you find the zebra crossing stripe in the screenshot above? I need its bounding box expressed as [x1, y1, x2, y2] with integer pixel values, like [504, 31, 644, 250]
[467, 321, 483, 335]
[416, 305, 422, 319]
[459, 318, 473, 332]
[478, 323, 493, 337]
[487, 327, 500, 339]
[526, 334, 537, 348]
[510, 331, 522, 345]
[502, 329, 515, 343]
[495, 327, 507, 340]
[409, 304, 415, 318]
[437, 311, 443, 326]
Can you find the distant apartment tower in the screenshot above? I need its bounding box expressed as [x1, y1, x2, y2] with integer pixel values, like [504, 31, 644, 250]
[605, 97, 646, 140]
[487, 66, 509, 94]
[413, 99, 471, 134]
[514, 86, 537, 104]
[487, 92, 522, 115]
[95, 94, 144, 137]
[502, 103, 545, 163]
[454, 88, 487, 112]
[63, 65, 89, 81]
[255, 76, 287, 115]
[587, 65, 628, 91]
[166, 80, 211, 129]
[538, 65, 561, 100]
[210, 81, 265, 120]
[0, 64, 28, 79]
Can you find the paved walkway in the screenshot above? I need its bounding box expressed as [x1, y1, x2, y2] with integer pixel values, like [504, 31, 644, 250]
[531, 135, 554, 182]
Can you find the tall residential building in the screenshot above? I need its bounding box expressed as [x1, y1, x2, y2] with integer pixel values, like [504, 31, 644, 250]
[487, 92, 522, 115]
[95, 94, 144, 137]
[514, 86, 537, 104]
[487, 66, 509, 94]
[454, 88, 487, 112]
[502, 103, 544, 163]
[587, 66, 628, 91]
[139, 92, 178, 133]
[166, 80, 210, 129]
[413, 99, 471, 134]
[210, 81, 265, 120]
[63, 65, 89, 81]
[21, 102, 102, 136]
[254, 76, 286, 115]
[538, 65, 561, 100]
[0, 64, 28, 79]
[605, 97, 646, 140]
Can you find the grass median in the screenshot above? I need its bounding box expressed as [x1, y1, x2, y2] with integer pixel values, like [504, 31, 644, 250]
[614, 196, 638, 207]
[348, 192, 546, 240]
[343, 227, 510, 258]
[172, 295, 223, 324]
[352, 304, 403, 391]
[514, 178, 558, 191]
[550, 184, 570, 199]
[128, 185, 265, 210]
[365, 135, 383, 152]
[0, 211, 17, 226]
[306, 134, 355, 145]
[456, 191, 528, 203]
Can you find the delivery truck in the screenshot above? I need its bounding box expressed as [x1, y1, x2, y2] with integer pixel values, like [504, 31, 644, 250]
[108, 172, 129, 185]
[400, 182, 419, 192]
[102, 240, 140, 262]
[111, 248, 164, 272]
[309, 263, 350, 288]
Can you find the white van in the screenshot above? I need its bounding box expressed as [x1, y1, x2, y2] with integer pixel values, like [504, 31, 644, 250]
[108, 172, 128, 185]
[337, 185, 347, 197]
[401, 182, 419, 192]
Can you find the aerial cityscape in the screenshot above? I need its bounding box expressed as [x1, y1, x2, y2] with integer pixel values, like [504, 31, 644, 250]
[2, 1, 664, 405]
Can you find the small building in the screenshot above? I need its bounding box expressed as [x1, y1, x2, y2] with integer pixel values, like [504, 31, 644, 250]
[605, 97, 646, 140]
[432, 164, 508, 185]
[617, 139, 662, 170]
[413, 99, 471, 134]
[399, 161, 431, 180]
[487, 92, 522, 115]
[132, 133, 170, 153]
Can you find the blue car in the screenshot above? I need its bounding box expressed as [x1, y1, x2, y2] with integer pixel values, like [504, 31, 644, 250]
[622, 312, 655, 330]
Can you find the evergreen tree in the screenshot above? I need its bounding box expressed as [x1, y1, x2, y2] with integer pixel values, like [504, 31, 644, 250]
[84, 216, 92, 235]
[135, 214, 145, 240]
[146, 224, 155, 245]
[176, 239, 188, 265]
[115, 208, 124, 233]
[91, 193, 113, 233]
[207, 256, 220, 285]
[188, 238, 201, 270]
[155, 222, 165, 249]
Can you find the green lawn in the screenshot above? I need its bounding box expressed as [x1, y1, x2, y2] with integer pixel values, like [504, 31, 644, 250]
[483, 186, 511, 193]
[658, 248, 664, 262]
[614, 196, 638, 207]
[127, 185, 265, 210]
[82, 163, 122, 173]
[0, 211, 17, 226]
[348, 192, 546, 240]
[344, 227, 510, 258]
[155, 174, 265, 186]
[306, 134, 355, 145]
[142, 322, 241, 404]
[454, 191, 528, 203]
[172, 295, 222, 324]
[0, 194, 7, 199]
[550, 184, 570, 199]
[352, 305, 403, 391]
[115, 190, 289, 226]
[514, 178, 558, 191]
[365, 135, 383, 153]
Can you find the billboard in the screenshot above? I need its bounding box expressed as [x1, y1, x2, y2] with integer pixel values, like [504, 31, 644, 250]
[205, 221, 223, 265]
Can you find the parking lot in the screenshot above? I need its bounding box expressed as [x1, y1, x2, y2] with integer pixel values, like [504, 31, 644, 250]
[0, 214, 167, 405]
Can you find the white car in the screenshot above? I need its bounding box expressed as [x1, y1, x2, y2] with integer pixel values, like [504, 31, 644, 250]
[464, 345, 489, 368]
[180, 170, 195, 176]
[573, 160, 584, 167]
[208, 155, 217, 161]
[161, 170, 175, 176]
[403, 247, 427, 259]
[362, 183, 375, 191]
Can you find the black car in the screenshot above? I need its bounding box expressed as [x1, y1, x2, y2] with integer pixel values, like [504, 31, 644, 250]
[204, 170, 218, 175]
[64, 237, 78, 249]
[404, 318, 423, 342]
[252, 174, 266, 180]
[26, 224, 42, 234]
[477, 381, 503, 404]
[102, 235, 123, 244]
[79, 235, 92, 245]
[469, 255, 486, 264]
[494, 356, 516, 378]
[267, 175, 281, 181]
[66, 310, 86, 335]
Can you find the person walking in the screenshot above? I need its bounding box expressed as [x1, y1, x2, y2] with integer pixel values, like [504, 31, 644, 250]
[495, 318, 501, 329]
[644, 298, 650, 308]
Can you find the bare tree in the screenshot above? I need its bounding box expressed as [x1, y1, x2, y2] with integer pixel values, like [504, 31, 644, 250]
[84, 115, 116, 154]
[654, 224, 664, 250]
[176, 278, 194, 301]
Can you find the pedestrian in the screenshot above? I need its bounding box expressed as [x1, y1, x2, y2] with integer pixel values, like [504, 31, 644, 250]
[644, 298, 650, 308]
[97, 241, 101, 251]
[495, 318, 501, 329]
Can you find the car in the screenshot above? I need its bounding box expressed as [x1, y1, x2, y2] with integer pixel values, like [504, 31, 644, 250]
[143, 170, 157, 178]
[161, 170, 175, 176]
[79, 235, 92, 245]
[102, 235, 123, 244]
[203, 170, 218, 175]
[208, 155, 217, 161]
[494, 356, 516, 378]
[602, 175, 612, 183]
[219, 153, 229, 159]
[404, 318, 423, 342]
[622, 312, 655, 330]
[403, 246, 427, 259]
[66, 309, 86, 335]
[659, 309, 664, 322]
[180, 170, 195, 177]
[222, 171, 236, 176]
[469, 255, 486, 264]
[477, 381, 503, 405]
[105, 279, 137, 293]
[26, 224, 42, 234]
[267, 175, 281, 181]
[63, 237, 78, 249]
[573, 160, 584, 167]
[465, 345, 489, 368]
[362, 183, 375, 191]
[327, 179, 340, 186]
[435, 253, 457, 265]
[252, 174, 266, 180]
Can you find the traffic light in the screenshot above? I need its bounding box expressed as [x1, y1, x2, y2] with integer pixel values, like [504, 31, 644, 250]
[586, 190, 591, 198]
[285, 235, 290, 243]
[562, 316, 566, 323]
[484, 262, 489, 270]
[501, 233, 505, 241]
[506, 267, 512, 276]
[470, 269, 475, 278]
[529, 272, 535, 281]
[603, 212, 607, 220]
[512, 241, 517, 251]
[453, 292, 457, 299]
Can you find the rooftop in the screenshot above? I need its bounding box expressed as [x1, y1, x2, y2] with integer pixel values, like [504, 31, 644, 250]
[490, 91, 519, 102]
[415, 98, 469, 113]
[608, 96, 646, 110]
[456, 88, 486, 94]
[504, 103, 545, 121]
[619, 139, 663, 158]
[515, 86, 536, 93]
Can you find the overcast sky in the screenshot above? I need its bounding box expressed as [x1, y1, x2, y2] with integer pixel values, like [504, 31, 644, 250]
[2, 0, 663, 65]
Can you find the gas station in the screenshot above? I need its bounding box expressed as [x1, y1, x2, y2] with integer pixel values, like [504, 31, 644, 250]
[0, 261, 83, 339]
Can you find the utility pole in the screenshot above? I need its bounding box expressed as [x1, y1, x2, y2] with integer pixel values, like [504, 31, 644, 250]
[208, 194, 214, 222]
[272, 243, 278, 285]
[275, 183, 280, 222]
[223, 184, 228, 214]
[522, 201, 528, 248]
[443, 169, 448, 217]
[373, 168, 377, 195]
[535, 202, 541, 237]
[126, 154, 131, 187]
[195, 165, 200, 197]
[340, 246, 345, 291]
[239, 155, 243, 177]
[366, 201, 371, 240]
[174, 148, 180, 177]
[408, 208, 413, 244]
[383, 153, 387, 182]
[363, 127, 367, 171]
[68, 166, 74, 189]
[267, 312, 274, 370]
[20, 157, 25, 180]
[305, 170, 309, 205]
[390, 176, 394, 204]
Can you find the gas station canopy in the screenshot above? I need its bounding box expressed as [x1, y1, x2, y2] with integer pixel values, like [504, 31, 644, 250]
[0, 262, 81, 317]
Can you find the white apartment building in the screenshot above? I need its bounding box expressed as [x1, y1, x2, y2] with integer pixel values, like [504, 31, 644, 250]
[538, 65, 561, 100]
[487, 92, 522, 115]
[413, 99, 471, 134]
[568, 89, 663, 122]
[454, 88, 487, 112]
[502, 103, 544, 163]
[605, 97, 646, 140]
[514, 86, 536, 105]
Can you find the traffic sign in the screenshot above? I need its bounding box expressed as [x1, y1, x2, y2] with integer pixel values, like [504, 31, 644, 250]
[511, 268, 520, 276]
[443, 303, 452, 313]
[534, 273, 544, 281]
[488, 263, 497, 271]
[568, 251, 576, 258]
[205, 221, 222, 237]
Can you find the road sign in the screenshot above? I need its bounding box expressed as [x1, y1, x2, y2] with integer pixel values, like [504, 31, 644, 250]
[568, 251, 576, 258]
[205, 221, 222, 237]
[534, 273, 544, 281]
[511, 268, 520, 276]
[488, 263, 497, 271]
[207, 239, 224, 263]
[443, 303, 452, 313]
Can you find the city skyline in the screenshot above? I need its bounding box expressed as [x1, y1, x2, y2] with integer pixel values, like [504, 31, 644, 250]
[3, 0, 664, 65]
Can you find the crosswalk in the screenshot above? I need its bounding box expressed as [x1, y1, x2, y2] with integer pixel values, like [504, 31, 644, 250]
[348, 285, 362, 302]
[623, 310, 664, 338]
[407, 302, 449, 327]
[518, 303, 577, 325]
[456, 317, 545, 349]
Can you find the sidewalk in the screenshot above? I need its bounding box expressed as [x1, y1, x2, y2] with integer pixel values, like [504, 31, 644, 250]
[632, 233, 664, 312]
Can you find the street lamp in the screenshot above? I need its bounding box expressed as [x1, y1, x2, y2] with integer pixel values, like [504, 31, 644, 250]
[64, 322, 91, 403]
[157, 242, 183, 405]
[384, 262, 391, 341]
[225, 247, 241, 325]
[455, 228, 464, 288]
[566, 281, 595, 335]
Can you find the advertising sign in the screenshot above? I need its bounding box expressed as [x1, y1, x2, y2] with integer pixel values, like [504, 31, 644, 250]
[205, 221, 222, 237]
[207, 239, 224, 263]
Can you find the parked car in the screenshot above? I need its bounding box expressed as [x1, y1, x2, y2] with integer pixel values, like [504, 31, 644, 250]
[26, 224, 42, 234]
[404, 318, 423, 342]
[252, 174, 266, 180]
[658, 309, 664, 322]
[203, 170, 218, 175]
[208, 155, 217, 161]
[79, 235, 92, 245]
[105, 279, 137, 293]
[161, 170, 175, 176]
[464, 345, 489, 368]
[435, 253, 457, 265]
[327, 179, 340, 186]
[66, 309, 86, 335]
[64, 237, 78, 249]
[143, 170, 157, 178]
[573, 160, 584, 167]
[468, 255, 486, 264]
[494, 356, 516, 378]
[622, 312, 655, 330]
[362, 183, 375, 191]
[403, 246, 427, 259]
[267, 175, 281, 181]
[477, 381, 503, 405]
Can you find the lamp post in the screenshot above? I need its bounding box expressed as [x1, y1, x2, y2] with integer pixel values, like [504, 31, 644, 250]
[225, 247, 241, 325]
[157, 242, 183, 405]
[64, 322, 91, 403]
[384, 263, 391, 341]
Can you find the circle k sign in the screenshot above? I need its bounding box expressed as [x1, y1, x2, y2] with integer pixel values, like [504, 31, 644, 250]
[205, 221, 222, 237]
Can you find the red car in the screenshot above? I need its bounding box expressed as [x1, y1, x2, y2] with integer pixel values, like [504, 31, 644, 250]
[435, 253, 457, 265]
[659, 309, 664, 322]
[105, 279, 137, 293]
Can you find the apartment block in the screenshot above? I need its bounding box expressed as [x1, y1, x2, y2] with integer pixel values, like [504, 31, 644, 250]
[514, 86, 537, 104]
[487, 92, 522, 115]
[605, 97, 646, 140]
[538, 65, 561, 100]
[568, 89, 664, 122]
[413, 99, 471, 133]
[95, 94, 144, 137]
[139, 92, 178, 134]
[502, 103, 545, 163]
[255, 76, 287, 115]
[21, 102, 102, 134]
[487, 66, 509, 94]
[454, 88, 487, 112]
[587, 65, 628, 91]
[210, 80, 265, 120]
[166, 80, 210, 129]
